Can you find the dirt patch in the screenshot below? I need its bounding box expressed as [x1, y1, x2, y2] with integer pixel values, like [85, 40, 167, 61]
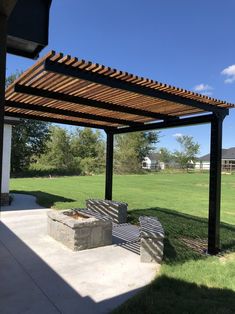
[223, 211, 235, 216]
[219, 253, 235, 264]
[180, 237, 207, 255]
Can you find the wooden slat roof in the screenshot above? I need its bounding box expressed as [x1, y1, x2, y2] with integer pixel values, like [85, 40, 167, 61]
[5, 50, 234, 131]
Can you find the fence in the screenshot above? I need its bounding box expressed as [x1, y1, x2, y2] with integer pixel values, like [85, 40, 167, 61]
[222, 164, 235, 173]
[142, 162, 235, 173]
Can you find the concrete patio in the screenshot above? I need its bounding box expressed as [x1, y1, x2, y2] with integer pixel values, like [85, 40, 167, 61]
[0, 194, 159, 314]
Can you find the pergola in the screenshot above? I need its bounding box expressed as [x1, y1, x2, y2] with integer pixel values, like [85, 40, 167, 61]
[3, 50, 234, 254]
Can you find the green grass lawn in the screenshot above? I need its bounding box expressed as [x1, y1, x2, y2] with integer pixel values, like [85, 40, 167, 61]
[10, 173, 235, 224]
[10, 173, 235, 313]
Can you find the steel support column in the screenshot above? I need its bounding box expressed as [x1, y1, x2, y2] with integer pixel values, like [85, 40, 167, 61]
[208, 113, 225, 254]
[0, 13, 7, 209]
[105, 131, 114, 200]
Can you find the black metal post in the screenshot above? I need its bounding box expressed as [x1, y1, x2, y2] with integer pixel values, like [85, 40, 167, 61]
[208, 113, 225, 255]
[105, 131, 114, 200]
[0, 13, 7, 209]
[113, 114, 215, 134]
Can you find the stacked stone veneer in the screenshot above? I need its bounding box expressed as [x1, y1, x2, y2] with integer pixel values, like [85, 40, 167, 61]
[86, 199, 128, 224]
[139, 216, 164, 263]
[47, 209, 112, 251]
[0, 193, 10, 206]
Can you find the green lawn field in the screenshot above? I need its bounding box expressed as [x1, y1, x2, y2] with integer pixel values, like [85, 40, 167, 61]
[10, 173, 235, 224]
[10, 173, 235, 313]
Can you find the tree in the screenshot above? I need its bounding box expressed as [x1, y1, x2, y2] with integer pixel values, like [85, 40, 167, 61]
[6, 71, 21, 87]
[36, 127, 105, 175]
[11, 120, 51, 173]
[174, 135, 200, 169]
[70, 128, 105, 175]
[6, 72, 51, 174]
[41, 126, 73, 170]
[71, 128, 104, 158]
[114, 131, 160, 174]
[158, 148, 174, 165]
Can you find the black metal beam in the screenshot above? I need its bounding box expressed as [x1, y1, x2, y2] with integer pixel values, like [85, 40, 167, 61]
[105, 131, 114, 200]
[112, 114, 215, 134]
[5, 100, 143, 127]
[6, 0, 52, 59]
[208, 113, 224, 255]
[0, 13, 7, 208]
[14, 84, 176, 121]
[44, 58, 229, 115]
[0, 1, 17, 17]
[5, 111, 116, 131]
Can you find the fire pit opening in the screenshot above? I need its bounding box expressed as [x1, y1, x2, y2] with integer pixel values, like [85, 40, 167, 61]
[64, 211, 90, 221]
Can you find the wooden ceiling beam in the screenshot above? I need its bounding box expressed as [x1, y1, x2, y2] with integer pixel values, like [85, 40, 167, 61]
[14, 84, 177, 122]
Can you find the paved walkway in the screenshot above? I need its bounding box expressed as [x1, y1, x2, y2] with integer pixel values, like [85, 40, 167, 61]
[0, 194, 159, 314]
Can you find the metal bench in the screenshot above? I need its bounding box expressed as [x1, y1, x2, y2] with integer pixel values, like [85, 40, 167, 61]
[85, 199, 127, 224]
[139, 216, 164, 263]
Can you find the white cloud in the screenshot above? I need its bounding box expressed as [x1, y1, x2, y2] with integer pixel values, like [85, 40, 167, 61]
[202, 91, 213, 96]
[173, 133, 183, 138]
[194, 84, 213, 92]
[221, 65, 235, 83]
[193, 84, 213, 96]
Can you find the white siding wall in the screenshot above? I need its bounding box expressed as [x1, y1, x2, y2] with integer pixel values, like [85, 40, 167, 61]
[1, 124, 12, 193]
[195, 161, 210, 170]
[142, 157, 152, 169]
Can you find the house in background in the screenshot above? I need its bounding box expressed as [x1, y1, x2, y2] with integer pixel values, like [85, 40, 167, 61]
[195, 147, 235, 171]
[142, 153, 165, 170]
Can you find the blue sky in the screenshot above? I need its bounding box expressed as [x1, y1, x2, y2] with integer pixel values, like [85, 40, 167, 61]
[6, 0, 235, 156]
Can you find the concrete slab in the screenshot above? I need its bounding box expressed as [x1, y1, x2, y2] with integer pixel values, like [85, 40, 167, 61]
[0, 241, 59, 314]
[1, 193, 44, 211]
[0, 194, 159, 314]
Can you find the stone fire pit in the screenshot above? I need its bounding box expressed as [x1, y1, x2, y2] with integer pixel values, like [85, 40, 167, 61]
[47, 209, 112, 251]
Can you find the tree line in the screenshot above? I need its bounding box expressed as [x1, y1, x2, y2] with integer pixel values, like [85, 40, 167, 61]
[11, 121, 161, 177]
[10, 119, 200, 177]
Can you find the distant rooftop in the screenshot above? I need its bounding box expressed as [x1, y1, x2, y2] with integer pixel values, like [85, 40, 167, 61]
[200, 147, 235, 161]
[146, 152, 161, 162]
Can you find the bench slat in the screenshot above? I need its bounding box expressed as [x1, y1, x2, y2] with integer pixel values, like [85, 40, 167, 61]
[139, 216, 164, 239]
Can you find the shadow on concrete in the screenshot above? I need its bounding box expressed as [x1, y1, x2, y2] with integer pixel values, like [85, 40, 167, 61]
[0, 221, 143, 314]
[9, 190, 75, 209]
[112, 223, 140, 255]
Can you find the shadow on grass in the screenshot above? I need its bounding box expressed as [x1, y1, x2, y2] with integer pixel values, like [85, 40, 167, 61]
[10, 190, 75, 208]
[112, 275, 235, 314]
[128, 207, 235, 265]
[114, 207, 235, 313]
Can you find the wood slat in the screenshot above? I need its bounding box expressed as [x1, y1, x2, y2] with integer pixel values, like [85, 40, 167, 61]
[4, 51, 234, 130]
